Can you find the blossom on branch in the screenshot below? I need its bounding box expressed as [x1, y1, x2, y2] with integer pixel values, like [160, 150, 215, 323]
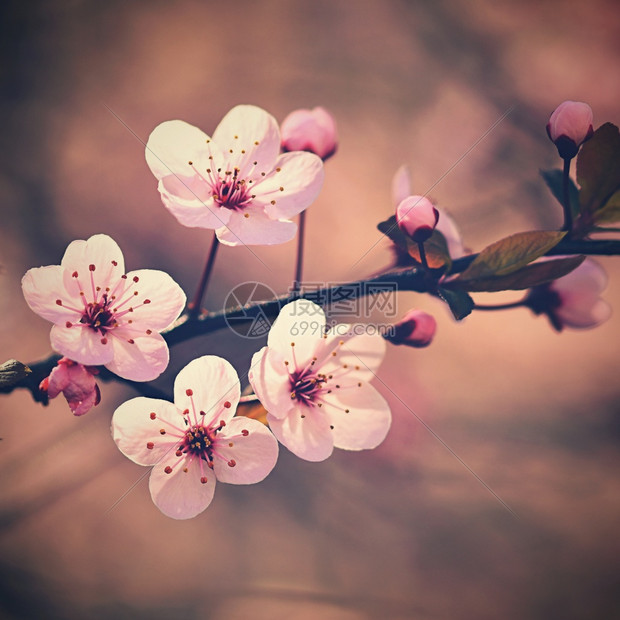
[392, 165, 465, 257]
[112, 356, 279, 519]
[249, 300, 391, 462]
[384, 309, 436, 347]
[546, 100, 594, 160]
[145, 105, 325, 246]
[281, 106, 338, 161]
[22, 234, 186, 381]
[40, 358, 100, 416]
[525, 258, 611, 331]
[396, 195, 439, 243]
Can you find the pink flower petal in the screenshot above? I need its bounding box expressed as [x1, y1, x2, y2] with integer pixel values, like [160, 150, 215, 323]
[323, 382, 391, 451]
[61, 234, 125, 285]
[248, 347, 295, 420]
[122, 269, 186, 331]
[149, 456, 216, 520]
[146, 120, 211, 180]
[22, 265, 75, 324]
[215, 208, 297, 246]
[391, 164, 412, 207]
[158, 177, 232, 230]
[106, 331, 169, 381]
[112, 396, 182, 466]
[266, 300, 326, 365]
[255, 151, 325, 220]
[321, 328, 387, 379]
[212, 105, 280, 180]
[212, 417, 278, 484]
[173, 356, 240, 427]
[267, 407, 334, 462]
[50, 323, 115, 366]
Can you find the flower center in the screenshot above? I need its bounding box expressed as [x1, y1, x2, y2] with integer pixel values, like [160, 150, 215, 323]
[179, 424, 216, 461]
[212, 168, 251, 210]
[80, 294, 117, 335]
[290, 369, 327, 405]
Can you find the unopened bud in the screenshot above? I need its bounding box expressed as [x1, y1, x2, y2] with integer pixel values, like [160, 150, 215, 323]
[546, 101, 593, 160]
[281, 107, 338, 161]
[384, 309, 436, 347]
[396, 196, 439, 243]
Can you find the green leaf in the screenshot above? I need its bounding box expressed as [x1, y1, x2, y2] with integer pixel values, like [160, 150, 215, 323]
[577, 122, 620, 218]
[540, 168, 580, 217]
[407, 229, 452, 271]
[455, 230, 566, 282]
[377, 215, 409, 251]
[378, 215, 451, 270]
[591, 189, 620, 225]
[437, 287, 474, 320]
[0, 359, 31, 389]
[451, 255, 585, 292]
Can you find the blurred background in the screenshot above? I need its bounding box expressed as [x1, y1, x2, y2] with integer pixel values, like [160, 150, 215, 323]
[1, 0, 619, 618]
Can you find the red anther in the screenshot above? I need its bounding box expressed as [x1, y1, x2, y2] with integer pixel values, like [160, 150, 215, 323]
[241, 429, 249, 436]
[200, 410, 206, 416]
[100, 338, 108, 345]
[200, 476, 208, 484]
[176, 450, 183, 457]
[150, 412, 156, 419]
[219, 420, 226, 427]
[72, 271, 78, 278]
[146, 329, 152, 335]
[89, 264, 96, 271]
[143, 299, 151, 304]
[65, 321, 72, 328]
[159, 429, 166, 435]
[127, 339, 135, 344]
[186, 389, 193, 396]
[111, 260, 118, 266]
[164, 466, 173, 474]
[133, 276, 139, 282]
[146, 442, 154, 449]
[227, 459, 236, 467]
[223, 401, 231, 408]
[56, 299, 62, 306]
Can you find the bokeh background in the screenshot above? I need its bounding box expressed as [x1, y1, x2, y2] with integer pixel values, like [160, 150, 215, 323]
[1, 1, 619, 618]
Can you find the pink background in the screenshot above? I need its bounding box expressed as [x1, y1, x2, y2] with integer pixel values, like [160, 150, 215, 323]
[1, 1, 619, 618]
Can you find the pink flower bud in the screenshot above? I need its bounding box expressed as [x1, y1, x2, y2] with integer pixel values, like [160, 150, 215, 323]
[280, 107, 338, 161]
[525, 258, 611, 331]
[396, 195, 439, 243]
[40, 357, 101, 416]
[546, 101, 594, 160]
[384, 309, 437, 347]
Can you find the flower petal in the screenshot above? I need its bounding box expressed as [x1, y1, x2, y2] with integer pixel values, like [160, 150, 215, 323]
[173, 356, 240, 427]
[61, 234, 125, 286]
[268, 407, 334, 462]
[212, 105, 280, 180]
[112, 396, 183, 466]
[106, 331, 169, 381]
[266, 300, 326, 365]
[146, 120, 211, 180]
[212, 417, 278, 484]
[123, 269, 186, 330]
[392, 164, 412, 206]
[322, 382, 391, 451]
[50, 323, 115, 366]
[22, 265, 76, 324]
[255, 151, 324, 220]
[322, 328, 386, 379]
[248, 347, 294, 419]
[149, 456, 216, 519]
[215, 209, 297, 246]
[158, 177, 232, 230]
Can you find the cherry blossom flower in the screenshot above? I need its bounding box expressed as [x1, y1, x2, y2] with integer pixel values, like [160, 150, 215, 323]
[145, 105, 325, 246]
[22, 234, 186, 381]
[112, 356, 278, 519]
[384, 309, 437, 347]
[40, 357, 100, 416]
[248, 300, 391, 462]
[546, 100, 594, 160]
[525, 258, 611, 331]
[392, 165, 466, 257]
[281, 106, 338, 161]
